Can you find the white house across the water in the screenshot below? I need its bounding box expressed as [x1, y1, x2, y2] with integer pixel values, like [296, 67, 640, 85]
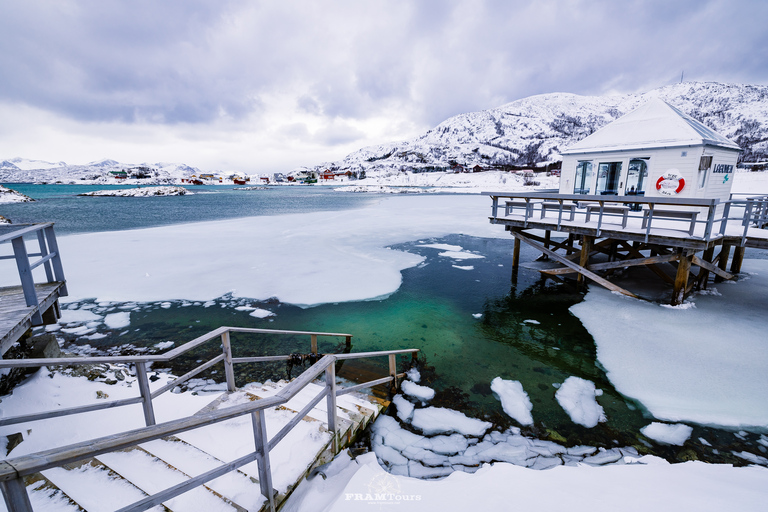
[558, 98, 741, 207]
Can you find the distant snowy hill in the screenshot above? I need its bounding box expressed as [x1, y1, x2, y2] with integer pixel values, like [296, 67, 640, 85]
[315, 82, 768, 176]
[0, 158, 201, 184]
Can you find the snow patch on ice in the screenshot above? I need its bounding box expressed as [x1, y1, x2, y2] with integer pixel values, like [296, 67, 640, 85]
[490, 377, 533, 426]
[641, 422, 693, 445]
[555, 376, 606, 428]
[401, 380, 436, 402]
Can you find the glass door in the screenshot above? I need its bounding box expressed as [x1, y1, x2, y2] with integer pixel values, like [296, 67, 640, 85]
[596, 162, 622, 195]
[573, 161, 592, 194]
[625, 159, 648, 195]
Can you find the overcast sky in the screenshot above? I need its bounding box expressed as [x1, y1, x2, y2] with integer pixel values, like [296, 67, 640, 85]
[1, 0, 766, 173]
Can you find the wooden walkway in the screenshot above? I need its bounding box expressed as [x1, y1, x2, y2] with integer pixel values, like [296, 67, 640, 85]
[1, 223, 67, 357]
[0, 283, 64, 355]
[484, 192, 768, 305]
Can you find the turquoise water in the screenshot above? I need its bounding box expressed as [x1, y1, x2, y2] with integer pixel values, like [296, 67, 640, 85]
[8, 184, 766, 462]
[1, 183, 377, 234]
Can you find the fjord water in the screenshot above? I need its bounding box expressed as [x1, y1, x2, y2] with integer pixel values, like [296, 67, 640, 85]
[3, 184, 753, 459]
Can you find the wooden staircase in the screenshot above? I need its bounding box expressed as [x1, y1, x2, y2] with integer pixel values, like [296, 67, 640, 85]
[7, 381, 387, 512]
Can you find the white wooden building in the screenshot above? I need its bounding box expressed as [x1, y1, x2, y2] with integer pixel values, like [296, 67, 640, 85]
[558, 98, 741, 205]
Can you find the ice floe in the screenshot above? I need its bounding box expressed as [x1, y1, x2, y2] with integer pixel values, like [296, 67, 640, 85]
[640, 422, 693, 445]
[104, 312, 131, 329]
[490, 377, 533, 426]
[400, 380, 435, 403]
[555, 376, 606, 428]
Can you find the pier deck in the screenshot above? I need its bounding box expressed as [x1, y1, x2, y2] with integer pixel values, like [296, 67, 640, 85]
[0, 283, 65, 355]
[485, 192, 768, 305]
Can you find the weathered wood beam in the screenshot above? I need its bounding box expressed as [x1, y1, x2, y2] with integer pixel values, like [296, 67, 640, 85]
[516, 232, 638, 298]
[672, 250, 693, 305]
[696, 246, 716, 290]
[619, 240, 676, 285]
[692, 254, 734, 281]
[715, 243, 731, 283]
[540, 253, 679, 275]
[730, 246, 745, 274]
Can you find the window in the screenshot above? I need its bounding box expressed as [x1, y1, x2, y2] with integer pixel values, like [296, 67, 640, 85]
[625, 158, 649, 195]
[574, 161, 593, 194]
[596, 162, 622, 195]
[698, 155, 712, 188]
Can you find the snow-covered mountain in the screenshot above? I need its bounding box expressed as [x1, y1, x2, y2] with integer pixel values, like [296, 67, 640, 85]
[314, 82, 768, 176]
[0, 158, 201, 184]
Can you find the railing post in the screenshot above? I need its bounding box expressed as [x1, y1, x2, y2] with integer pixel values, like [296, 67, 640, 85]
[252, 410, 276, 512]
[221, 330, 236, 392]
[11, 235, 43, 325]
[325, 361, 338, 454]
[135, 362, 156, 426]
[0, 477, 34, 512]
[389, 354, 398, 393]
[703, 202, 716, 241]
[36, 229, 54, 282]
[310, 334, 318, 355]
[44, 225, 68, 295]
[719, 201, 731, 235]
[491, 196, 498, 218]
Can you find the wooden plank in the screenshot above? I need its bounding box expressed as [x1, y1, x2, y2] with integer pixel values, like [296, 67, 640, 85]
[540, 253, 678, 275]
[516, 232, 638, 298]
[692, 254, 734, 281]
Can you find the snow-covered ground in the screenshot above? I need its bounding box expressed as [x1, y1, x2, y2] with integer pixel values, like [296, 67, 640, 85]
[0, 184, 34, 203]
[3, 171, 768, 509]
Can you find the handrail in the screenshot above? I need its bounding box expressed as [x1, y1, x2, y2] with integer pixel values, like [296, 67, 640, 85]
[484, 192, 723, 242]
[0, 326, 419, 512]
[0, 326, 353, 428]
[0, 224, 68, 330]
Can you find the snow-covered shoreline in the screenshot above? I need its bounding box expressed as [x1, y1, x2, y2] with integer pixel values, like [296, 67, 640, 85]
[0, 184, 34, 203]
[77, 186, 190, 197]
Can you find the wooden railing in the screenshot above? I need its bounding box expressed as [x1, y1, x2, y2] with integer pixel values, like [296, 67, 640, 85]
[484, 192, 723, 241]
[0, 223, 68, 325]
[0, 326, 418, 512]
[722, 195, 768, 245]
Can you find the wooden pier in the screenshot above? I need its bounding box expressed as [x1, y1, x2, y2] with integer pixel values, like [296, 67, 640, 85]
[485, 192, 768, 305]
[1, 224, 67, 356]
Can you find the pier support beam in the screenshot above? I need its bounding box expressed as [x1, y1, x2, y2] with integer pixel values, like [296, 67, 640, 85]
[512, 234, 521, 270]
[715, 243, 731, 283]
[577, 235, 594, 289]
[672, 250, 693, 306]
[696, 246, 716, 290]
[730, 246, 745, 274]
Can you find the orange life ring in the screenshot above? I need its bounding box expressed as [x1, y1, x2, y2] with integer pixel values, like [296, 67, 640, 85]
[656, 170, 685, 196]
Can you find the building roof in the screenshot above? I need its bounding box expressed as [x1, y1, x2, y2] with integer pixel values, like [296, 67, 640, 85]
[561, 98, 741, 155]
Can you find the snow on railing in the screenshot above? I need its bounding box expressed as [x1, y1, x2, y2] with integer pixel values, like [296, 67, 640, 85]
[483, 192, 724, 242]
[0, 326, 419, 512]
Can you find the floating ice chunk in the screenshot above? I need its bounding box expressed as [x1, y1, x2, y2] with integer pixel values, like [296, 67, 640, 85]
[733, 451, 768, 465]
[452, 265, 474, 270]
[401, 380, 436, 402]
[490, 377, 533, 426]
[45, 324, 62, 331]
[530, 456, 563, 470]
[59, 309, 102, 324]
[411, 407, 492, 437]
[523, 319, 540, 325]
[699, 437, 712, 447]
[249, 308, 275, 318]
[374, 444, 408, 466]
[641, 422, 693, 445]
[555, 376, 606, 428]
[472, 313, 483, 319]
[392, 394, 415, 422]
[407, 461, 453, 479]
[371, 415, 425, 452]
[414, 434, 468, 456]
[417, 243, 464, 251]
[582, 448, 625, 466]
[160, 302, 172, 309]
[235, 305, 256, 311]
[104, 312, 131, 329]
[406, 367, 421, 383]
[61, 326, 92, 335]
[437, 251, 485, 260]
[566, 445, 598, 457]
[83, 333, 108, 340]
[154, 341, 175, 350]
[451, 440, 531, 466]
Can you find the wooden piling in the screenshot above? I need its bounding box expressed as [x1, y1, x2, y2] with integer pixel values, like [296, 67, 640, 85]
[715, 243, 731, 283]
[512, 235, 521, 270]
[577, 235, 593, 289]
[672, 250, 692, 306]
[730, 246, 745, 274]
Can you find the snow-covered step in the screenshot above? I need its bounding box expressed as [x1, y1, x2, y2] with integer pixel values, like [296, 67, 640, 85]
[40, 459, 164, 512]
[138, 438, 266, 511]
[95, 449, 238, 512]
